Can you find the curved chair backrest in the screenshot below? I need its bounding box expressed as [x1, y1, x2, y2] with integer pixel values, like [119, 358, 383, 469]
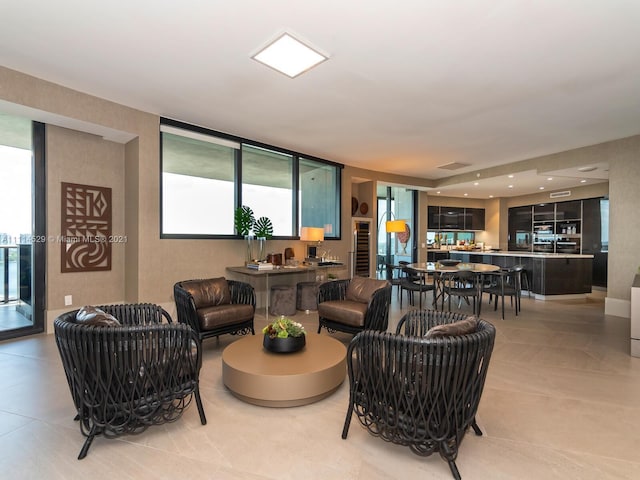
[345, 315, 496, 474]
[395, 309, 470, 336]
[54, 303, 205, 458]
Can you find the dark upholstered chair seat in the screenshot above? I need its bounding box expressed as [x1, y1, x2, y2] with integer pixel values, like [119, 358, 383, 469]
[317, 277, 391, 335]
[317, 299, 368, 327]
[174, 277, 256, 343]
[198, 303, 254, 330]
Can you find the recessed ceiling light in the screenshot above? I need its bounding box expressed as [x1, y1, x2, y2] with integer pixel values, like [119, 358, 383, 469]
[463, 193, 468, 196]
[473, 182, 479, 186]
[580, 179, 587, 183]
[252, 33, 328, 78]
[508, 185, 514, 189]
[508, 174, 514, 178]
[489, 195, 494, 198]
[578, 166, 597, 173]
[436, 191, 441, 194]
[539, 186, 545, 190]
[547, 177, 553, 181]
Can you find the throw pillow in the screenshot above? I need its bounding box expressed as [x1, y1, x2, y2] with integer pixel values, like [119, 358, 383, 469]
[75, 305, 121, 327]
[425, 315, 478, 338]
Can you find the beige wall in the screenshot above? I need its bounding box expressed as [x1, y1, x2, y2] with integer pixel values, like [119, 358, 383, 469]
[608, 137, 640, 302]
[46, 126, 126, 310]
[1, 65, 639, 328]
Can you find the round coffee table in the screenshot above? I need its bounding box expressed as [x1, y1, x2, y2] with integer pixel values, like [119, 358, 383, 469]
[222, 334, 347, 407]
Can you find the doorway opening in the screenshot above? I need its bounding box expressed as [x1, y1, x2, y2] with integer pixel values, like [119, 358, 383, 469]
[0, 113, 45, 340]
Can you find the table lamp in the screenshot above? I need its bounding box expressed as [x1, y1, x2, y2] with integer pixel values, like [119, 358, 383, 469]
[300, 226, 325, 261]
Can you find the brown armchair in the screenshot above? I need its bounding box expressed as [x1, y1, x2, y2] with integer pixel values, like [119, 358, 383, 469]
[174, 277, 255, 344]
[317, 277, 391, 335]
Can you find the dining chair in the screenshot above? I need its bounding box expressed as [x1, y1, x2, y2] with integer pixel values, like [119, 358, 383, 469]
[384, 263, 403, 299]
[442, 270, 482, 315]
[482, 265, 524, 319]
[399, 265, 435, 309]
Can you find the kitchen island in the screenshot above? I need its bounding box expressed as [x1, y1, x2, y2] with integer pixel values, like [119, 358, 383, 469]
[448, 250, 593, 298]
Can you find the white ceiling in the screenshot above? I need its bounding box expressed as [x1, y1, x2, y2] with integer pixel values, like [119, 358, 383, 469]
[2, 1, 638, 197]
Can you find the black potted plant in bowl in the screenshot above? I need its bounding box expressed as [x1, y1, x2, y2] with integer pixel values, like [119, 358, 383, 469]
[262, 316, 306, 353]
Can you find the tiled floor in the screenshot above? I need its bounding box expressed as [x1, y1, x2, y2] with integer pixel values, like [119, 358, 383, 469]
[0, 303, 31, 331]
[1, 291, 639, 479]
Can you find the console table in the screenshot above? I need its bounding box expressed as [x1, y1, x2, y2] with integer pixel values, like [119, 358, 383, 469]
[226, 264, 344, 318]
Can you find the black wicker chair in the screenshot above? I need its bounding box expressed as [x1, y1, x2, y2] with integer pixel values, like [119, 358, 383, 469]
[342, 309, 496, 480]
[317, 277, 391, 335]
[174, 277, 255, 344]
[54, 303, 206, 460]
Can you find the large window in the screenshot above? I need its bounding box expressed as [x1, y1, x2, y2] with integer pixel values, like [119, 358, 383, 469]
[161, 119, 341, 239]
[299, 158, 340, 239]
[162, 127, 238, 235]
[242, 145, 293, 236]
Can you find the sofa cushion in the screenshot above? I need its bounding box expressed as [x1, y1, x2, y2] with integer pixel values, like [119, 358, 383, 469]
[75, 305, 121, 327]
[181, 277, 231, 309]
[345, 277, 386, 304]
[425, 315, 478, 338]
[197, 304, 254, 331]
[318, 300, 368, 328]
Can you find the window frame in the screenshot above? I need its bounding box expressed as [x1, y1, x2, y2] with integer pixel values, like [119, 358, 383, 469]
[159, 117, 342, 240]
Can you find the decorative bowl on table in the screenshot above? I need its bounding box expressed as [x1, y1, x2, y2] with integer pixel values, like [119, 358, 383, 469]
[262, 317, 306, 354]
[439, 259, 461, 267]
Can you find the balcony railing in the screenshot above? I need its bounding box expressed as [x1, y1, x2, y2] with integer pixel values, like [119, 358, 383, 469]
[0, 245, 19, 303]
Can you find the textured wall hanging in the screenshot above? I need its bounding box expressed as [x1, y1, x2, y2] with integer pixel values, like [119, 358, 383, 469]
[61, 182, 112, 272]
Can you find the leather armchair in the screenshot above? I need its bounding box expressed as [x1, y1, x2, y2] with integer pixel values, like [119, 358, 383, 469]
[317, 277, 391, 335]
[174, 277, 255, 343]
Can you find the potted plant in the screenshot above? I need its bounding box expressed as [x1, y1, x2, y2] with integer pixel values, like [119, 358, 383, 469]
[235, 206, 256, 263]
[253, 216, 274, 261]
[262, 316, 306, 353]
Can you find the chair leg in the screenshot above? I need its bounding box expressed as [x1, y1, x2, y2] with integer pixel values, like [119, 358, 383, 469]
[448, 459, 462, 480]
[471, 419, 483, 436]
[342, 405, 353, 439]
[78, 425, 99, 460]
[194, 388, 207, 425]
[441, 440, 462, 480]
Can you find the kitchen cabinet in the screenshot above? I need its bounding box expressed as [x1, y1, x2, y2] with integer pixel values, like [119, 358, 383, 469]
[533, 203, 554, 221]
[440, 207, 464, 230]
[427, 206, 440, 230]
[427, 206, 485, 231]
[508, 206, 533, 251]
[465, 207, 485, 231]
[582, 197, 608, 287]
[555, 200, 581, 221]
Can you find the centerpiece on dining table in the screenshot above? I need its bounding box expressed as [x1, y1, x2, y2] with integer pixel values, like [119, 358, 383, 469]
[262, 316, 306, 353]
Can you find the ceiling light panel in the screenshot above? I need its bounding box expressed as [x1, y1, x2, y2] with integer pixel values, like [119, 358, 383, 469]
[252, 33, 327, 78]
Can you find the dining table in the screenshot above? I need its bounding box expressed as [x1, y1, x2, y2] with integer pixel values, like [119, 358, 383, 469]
[407, 262, 501, 313]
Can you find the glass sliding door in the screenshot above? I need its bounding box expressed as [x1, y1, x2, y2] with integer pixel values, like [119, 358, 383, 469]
[0, 113, 45, 339]
[376, 184, 416, 274]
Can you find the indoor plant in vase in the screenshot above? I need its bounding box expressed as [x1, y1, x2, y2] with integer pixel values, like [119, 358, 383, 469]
[253, 216, 274, 262]
[262, 316, 306, 353]
[235, 205, 256, 263]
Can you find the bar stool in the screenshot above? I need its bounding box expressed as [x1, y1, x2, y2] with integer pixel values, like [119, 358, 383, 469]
[296, 281, 319, 312]
[269, 285, 296, 316]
